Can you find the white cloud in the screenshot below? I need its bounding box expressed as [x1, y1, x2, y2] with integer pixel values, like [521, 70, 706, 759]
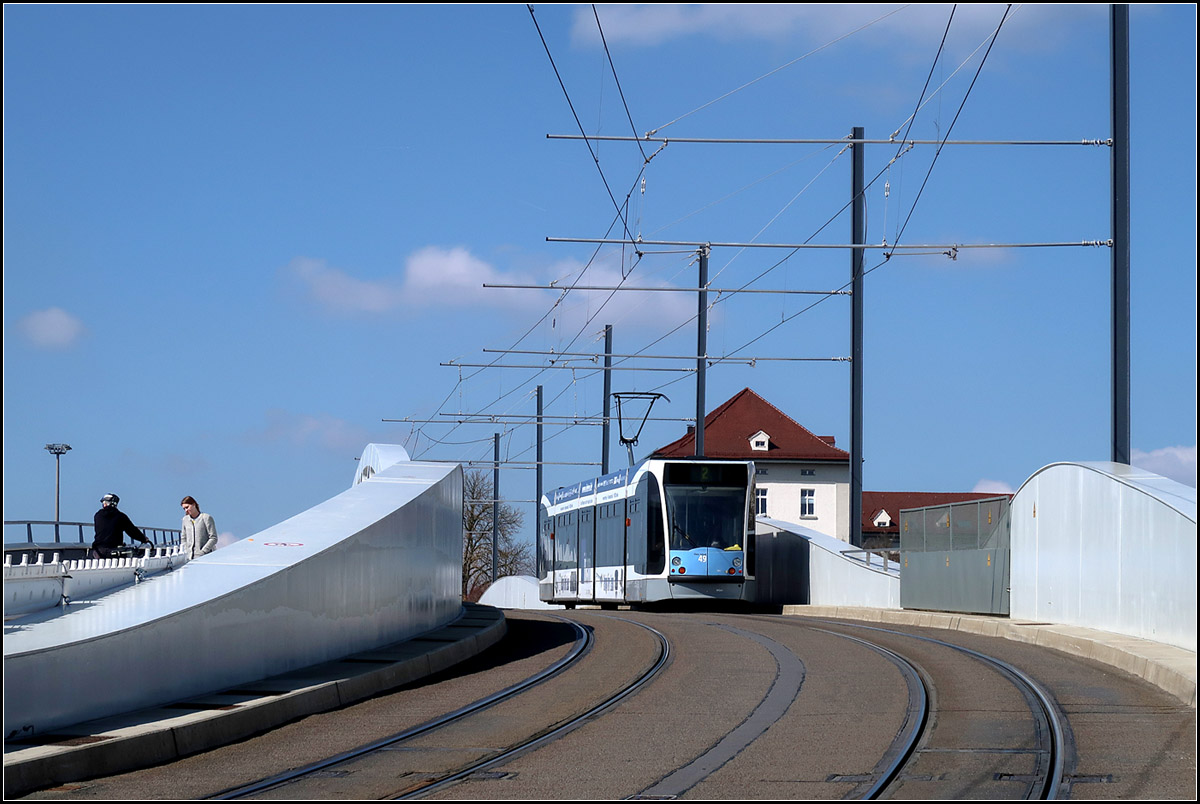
[16, 307, 87, 349]
[401, 246, 539, 309]
[972, 478, 1015, 495]
[1132, 446, 1197, 488]
[544, 259, 697, 333]
[281, 248, 543, 315]
[281, 248, 698, 333]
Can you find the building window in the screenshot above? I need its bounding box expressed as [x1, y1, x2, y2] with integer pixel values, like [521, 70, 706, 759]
[800, 488, 815, 517]
[801, 469, 815, 476]
[756, 488, 768, 515]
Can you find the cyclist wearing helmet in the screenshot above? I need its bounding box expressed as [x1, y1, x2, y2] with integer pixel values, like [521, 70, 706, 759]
[92, 493, 151, 559]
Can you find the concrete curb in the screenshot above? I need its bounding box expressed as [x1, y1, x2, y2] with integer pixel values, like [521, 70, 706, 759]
[2, 603, 506, 799]
[783, 605, 1196, 708]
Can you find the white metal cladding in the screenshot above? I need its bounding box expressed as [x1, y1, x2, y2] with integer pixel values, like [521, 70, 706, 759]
[758, 517, 899, 607]
[479, 575, 563, 610]
[3, 449, 463, 738]
[1010, 461, 1196, 651]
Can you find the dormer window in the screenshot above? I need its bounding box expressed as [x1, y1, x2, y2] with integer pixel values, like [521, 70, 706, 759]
[749, 430, 771, 452]
[873, 510, 893, 528]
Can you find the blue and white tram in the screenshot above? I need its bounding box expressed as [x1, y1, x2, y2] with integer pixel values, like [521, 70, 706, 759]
[538, 458, 755, 607]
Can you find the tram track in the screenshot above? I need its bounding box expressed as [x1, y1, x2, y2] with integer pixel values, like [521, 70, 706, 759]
[630, 622, 806, 799]
[210, 615, 670, 801]
[392, 617, 670, 800]
[615, 611, 1067, 800]
[808, 627, 932, 799]
[804, 618, 1070, 800]
[21, 609, 1188, 801]
[206, 616, 594, 800]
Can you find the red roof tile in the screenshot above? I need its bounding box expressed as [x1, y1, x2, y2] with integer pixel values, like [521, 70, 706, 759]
[651, 388, 849, 462]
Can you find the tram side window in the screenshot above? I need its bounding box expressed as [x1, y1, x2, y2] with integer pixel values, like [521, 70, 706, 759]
[554, 510, 577, 571]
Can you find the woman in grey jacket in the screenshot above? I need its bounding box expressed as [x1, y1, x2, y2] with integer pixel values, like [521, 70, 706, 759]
[180, 495, 219, 558]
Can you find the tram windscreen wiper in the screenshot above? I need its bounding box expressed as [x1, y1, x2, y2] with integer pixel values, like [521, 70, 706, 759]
[672, 519, 698, 549]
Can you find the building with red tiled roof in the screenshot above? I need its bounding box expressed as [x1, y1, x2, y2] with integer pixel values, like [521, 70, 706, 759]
[861, 491, 1012, 549]
[652, 388, 852, 541]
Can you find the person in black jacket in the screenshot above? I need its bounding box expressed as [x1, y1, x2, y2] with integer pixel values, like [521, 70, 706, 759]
[92, 493, 151, 559]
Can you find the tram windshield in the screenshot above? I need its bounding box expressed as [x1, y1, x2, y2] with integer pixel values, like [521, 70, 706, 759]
[662, 464, 748, 551]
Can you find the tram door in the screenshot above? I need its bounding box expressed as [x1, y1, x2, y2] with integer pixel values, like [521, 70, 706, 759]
[554, 509, 579, 600]
[538, 509, 554, 599]
[578, 506, 596, 602]
[595, 499, 625, 603]
[625, 479, 651, 601]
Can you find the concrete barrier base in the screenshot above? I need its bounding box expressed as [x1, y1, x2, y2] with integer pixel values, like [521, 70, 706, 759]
[2, 604, 506, 799]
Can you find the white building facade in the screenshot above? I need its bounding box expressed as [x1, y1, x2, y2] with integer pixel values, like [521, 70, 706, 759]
[753, 459, 850, 542]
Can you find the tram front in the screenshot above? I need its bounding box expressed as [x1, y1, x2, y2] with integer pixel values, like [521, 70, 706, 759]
[662, 461, 752, 584]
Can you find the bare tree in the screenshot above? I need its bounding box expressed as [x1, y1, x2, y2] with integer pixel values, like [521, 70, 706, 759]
[462, 468, 531, 599]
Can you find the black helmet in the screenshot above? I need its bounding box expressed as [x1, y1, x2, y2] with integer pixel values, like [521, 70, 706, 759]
[101, 493, 120, 506]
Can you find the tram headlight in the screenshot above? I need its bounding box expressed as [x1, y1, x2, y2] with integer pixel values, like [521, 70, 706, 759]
[671, 556, 682, 567]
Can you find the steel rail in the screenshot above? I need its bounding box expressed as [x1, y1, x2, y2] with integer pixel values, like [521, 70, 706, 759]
[209, 616, 595, 800]
[632, 621, 806, 799]
[810, 628, 931, 800]
[392, 617, 671, 800]
[812, 620, 1068, 800]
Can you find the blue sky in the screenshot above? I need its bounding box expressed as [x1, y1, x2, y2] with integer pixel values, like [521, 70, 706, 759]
[4, 4, 1195, 549]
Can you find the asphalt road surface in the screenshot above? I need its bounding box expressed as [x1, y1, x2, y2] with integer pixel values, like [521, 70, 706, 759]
[18, 610, 1196, 800]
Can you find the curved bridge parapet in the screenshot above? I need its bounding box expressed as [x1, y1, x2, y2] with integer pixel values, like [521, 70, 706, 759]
[1010, 461, 1196, 651]
[755, 517, 900, 608]
[4, 444, 463, 739]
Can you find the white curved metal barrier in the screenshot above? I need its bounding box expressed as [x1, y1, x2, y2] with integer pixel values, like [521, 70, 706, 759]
[4, 549, 190, 616]
[757, 517, 900, 608]
[4, 445, 463, 739]
[479, 575, 562, 610]
[1010, 461, 1196, 651]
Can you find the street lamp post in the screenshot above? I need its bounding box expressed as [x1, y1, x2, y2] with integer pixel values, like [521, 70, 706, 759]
[44, 443, 71, 542]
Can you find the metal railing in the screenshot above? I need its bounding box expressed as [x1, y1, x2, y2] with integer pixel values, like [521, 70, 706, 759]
[842, 547, 899, 573]
[4, 520, 182, 548]
[899, 497, 1011, 553]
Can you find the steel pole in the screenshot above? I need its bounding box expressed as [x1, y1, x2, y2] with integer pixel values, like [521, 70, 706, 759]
[1110, 4, 1131, 464]
[536, 385, 544, 580]
[492, 433, 500, 585]
[850, 126, 865, 548]
[54, 453, 62, 543]
[602, 325, 613, 474]
[696, 246, 709, 458]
